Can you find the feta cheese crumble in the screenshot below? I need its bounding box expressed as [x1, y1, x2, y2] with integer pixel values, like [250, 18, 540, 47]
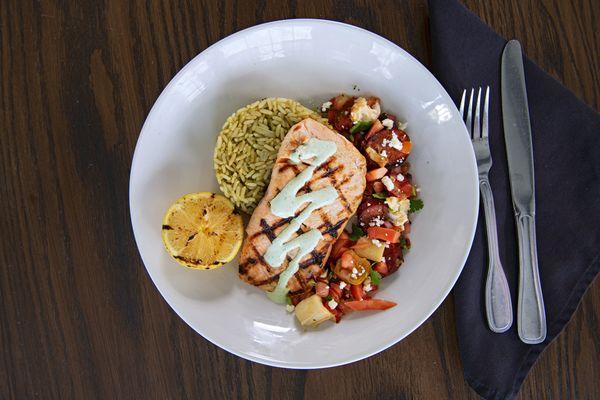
[339, 281, 347, 290]
[388, 132, 403, 150]
[396, 173, 405, 182]
[382, 118, 394, 129]
[328, 299, 338, 309]
[363, 277, 372, 292]
[286, 304, 295, 312]
[381, 176, 395, 191]
[369, 215, 385, 227]
[350, 97, 381, 123]
[371, 239, 383, 248]
[321, 101, 332, 112]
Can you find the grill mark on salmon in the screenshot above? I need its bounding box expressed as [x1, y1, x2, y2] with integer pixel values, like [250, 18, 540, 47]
[259, 219, 277, 241]
[321, 164, 341, 178]
[278, 163, 301, 175]
[330, 173, 353, 214]
[248, 215, 295, 241]
[320, 217, 348, 238]
[250, 274, 280, 286]
[251, 244, 268, 268]
[299, 162, 343, 194]
[299, 250, 327, 269]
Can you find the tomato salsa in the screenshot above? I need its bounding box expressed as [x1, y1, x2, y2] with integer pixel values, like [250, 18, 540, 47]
[287, 94, 424, 323]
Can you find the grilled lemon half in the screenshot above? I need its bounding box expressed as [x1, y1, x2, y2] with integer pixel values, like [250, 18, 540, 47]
[161, 192, 243, 269]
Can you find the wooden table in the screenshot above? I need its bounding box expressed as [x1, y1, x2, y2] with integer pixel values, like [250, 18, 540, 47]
[1, 1, 598, 398]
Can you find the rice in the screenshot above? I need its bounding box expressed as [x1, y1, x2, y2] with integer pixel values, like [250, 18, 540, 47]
[213, 98, 329, 214]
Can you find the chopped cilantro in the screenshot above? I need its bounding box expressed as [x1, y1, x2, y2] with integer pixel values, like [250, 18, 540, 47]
[349, 120, 372, 134]
[370, 270, 382, 285]
[372, 192, 388, 200]
[409, 198, 424, 213]
[326, 295, 333, 302]
[348, 224, 365, 241]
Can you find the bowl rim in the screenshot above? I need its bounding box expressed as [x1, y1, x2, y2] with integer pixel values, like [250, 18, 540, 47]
[129, 18, 479, 369]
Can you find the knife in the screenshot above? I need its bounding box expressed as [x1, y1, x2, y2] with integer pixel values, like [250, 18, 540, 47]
[501, 40, 547, 344]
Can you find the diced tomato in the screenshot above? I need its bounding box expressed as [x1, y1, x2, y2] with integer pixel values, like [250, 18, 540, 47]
[329, 282, 342, 300]
[373, 181, 384, 193]
[401, 141, 412, 155]
[331, 232, 353, 260]
[315, 281, 329, 298]
[340, 250, 355, 270]
[364, 119, 384, 142]
[351, 284, 365, 301]
[396, 180, 414, 197]
[337, 302, 352, 314]
[391, 127, 409, 142]
[385, 177, 412, 199]
[333, 246, 351, 261]
[344, 299, 397, 311]
[324, 300, 344, 322]
[383, 243, 404, 274]
[367, 227, 401, 243]
[332, 94, 353, 110]
[327, 96, 355, 133]
[374, 261, 389, 276]
[366, 96, 380, 107]
[366, 167, 388, 182]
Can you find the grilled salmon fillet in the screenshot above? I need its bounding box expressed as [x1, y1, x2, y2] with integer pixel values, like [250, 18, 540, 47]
[239, 118, 366, 293]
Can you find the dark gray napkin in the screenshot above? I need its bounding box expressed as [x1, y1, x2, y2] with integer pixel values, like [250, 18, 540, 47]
[427, 0, 600, 399]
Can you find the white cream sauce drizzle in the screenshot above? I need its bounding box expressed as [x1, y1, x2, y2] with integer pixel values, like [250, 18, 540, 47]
[265, 138, 338, 304]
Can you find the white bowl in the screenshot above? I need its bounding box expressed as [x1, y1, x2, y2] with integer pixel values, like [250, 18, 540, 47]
[130, 19, 478, 369]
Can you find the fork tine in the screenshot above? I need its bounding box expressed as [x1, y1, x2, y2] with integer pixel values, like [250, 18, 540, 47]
[459, 89, 466, 119]
[473, 87, 482, 138]
[466, 88, 474, 137]
[482, 86, 490, 138]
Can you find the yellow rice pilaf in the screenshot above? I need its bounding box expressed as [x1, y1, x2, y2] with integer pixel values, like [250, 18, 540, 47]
[213, 98, 328, 214]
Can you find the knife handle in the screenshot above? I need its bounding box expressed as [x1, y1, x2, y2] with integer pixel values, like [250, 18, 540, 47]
[480, 179, 513, 333]
[516, 214, 547, 344]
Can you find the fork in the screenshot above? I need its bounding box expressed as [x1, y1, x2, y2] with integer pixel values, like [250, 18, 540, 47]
[461, 87, 513, 333]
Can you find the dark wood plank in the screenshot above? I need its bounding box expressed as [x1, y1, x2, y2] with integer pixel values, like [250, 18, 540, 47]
[0, 0, 597, 399]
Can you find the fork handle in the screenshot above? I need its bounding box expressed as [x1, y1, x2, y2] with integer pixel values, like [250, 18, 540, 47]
[516, 214, 547, 344]
[480, 178, 513, 333]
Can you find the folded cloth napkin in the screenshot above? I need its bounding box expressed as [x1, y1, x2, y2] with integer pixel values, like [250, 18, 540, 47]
[427, 0, 600, 399]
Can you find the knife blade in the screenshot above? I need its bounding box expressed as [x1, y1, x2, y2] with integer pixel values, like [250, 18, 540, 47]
[501, 39, 547, 344]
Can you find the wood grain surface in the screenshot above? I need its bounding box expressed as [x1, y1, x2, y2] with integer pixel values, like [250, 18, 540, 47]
[1, 0, 598, 399]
